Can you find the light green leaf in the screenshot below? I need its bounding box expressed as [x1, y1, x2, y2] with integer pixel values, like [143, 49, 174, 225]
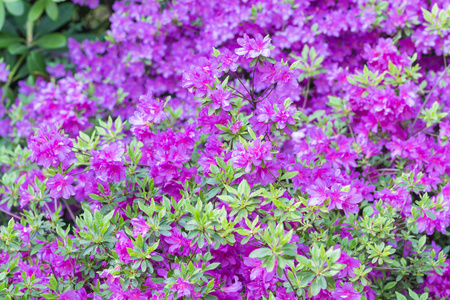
[28, 0, 45, 21]
[5, 1, 24, 16]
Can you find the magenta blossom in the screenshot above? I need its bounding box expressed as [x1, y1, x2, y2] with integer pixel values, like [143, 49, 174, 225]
[235, 33, 272, 59]
[332, 283, 361, 300]
[46, 174, 75, 199]
[0, 62, 9, 82]
[130, 215, 151, 238]
[170, 278, 195, 298]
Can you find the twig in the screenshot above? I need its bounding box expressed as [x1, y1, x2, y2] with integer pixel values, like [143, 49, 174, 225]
[284, 269, 301, 300]
[187, 244, 199, 265]
[265, 165, 294, 199]
[365, 168, 399, 177]
[251, 62, 257, 97]
[1, 53, 26, 103]
[62, 198, 76, 221]
[302, 77, 311, 109]
[348, 123, 356, 144]
[259, 84, 276, 101]
[410, 65, 450, 132]
[0, 207, 21, 219]
[161, 243, 172, 270]
[232, 71, 252, 99]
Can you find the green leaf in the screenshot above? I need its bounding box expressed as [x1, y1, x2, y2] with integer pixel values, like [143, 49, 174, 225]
[36, 3, 74, 35]
[385, 281, 396, 289]
[280, 171, 298, 180]
[28, 0, 45, 21]
[212, 47, 220, 57]
[248, 127, 256, 140]
[35, 33, 67, 49]
[26, 51, 46, 75]
[425, 210, 436, 220]
[0, 2, 5, 31]
[49, 274, 57, 291]
[7, 43, 27, 54]
[249, 247, 272, 258]
[5, 1, 24, 16]
[0, 33, 22, 48]
[45, 0, 58, 20]
[418, 235, 426, 249]
[30, 243, 45, 255]
[265, 57, 276, 64]
[309, 277, 322, 297]
[395, 292, 407, 300]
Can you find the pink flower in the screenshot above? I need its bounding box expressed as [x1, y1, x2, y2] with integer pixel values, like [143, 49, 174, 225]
[306, 179, 329, 206]
[332, 283, 361, 300]
[170, 278, 195, 298]
[30, 125, 74, 169]
[210, 85, 232, 111]
[235, 34, 253, 58]
[218, 48, 239, 72]
[164, 227, 191, 256]
[0, 62, 9, 82]
[126, 288, 148, 300]
[230, 120, 243, 133]
[337, 251, 361, 278]
[46, 174, 75, 199]
[248, 138, 272, 167]
[235, 33, 272, 59]
[271, 105, 296, 129]
[91, 142, 126, 183]
[130, 215, 151, 237]
[232, 143, 253, 172]
[248, 34, 272, 58]
[134, 92, 167, 124]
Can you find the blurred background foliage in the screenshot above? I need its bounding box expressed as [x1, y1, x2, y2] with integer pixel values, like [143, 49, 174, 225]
[0, 0, 110, 105]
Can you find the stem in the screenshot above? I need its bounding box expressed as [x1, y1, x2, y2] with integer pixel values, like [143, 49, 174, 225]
[232, 71, 252, 100]
[348, 123, 356, 144]
[62, 198, 76, 221]
[26, 20, 33, 46]
[259, 83, 274, 99]
[161, 243, 172, 270]
[259, 84, 276, 101]
[410, 65, 450, 133]
[302, 77, 311, 109]
[284, 269, 301, 300]
[0, 207, 21, 219]
[251, 62, 257, 97]
[1, 53, 27, 103]
[365, 168, 399, 177]
[265, 165, 294, 199]
[42, 201, 53, 215]
[187, 244, 199, 265]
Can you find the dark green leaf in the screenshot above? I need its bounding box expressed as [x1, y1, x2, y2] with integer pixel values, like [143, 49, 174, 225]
[26, 50, 46, 75]
[7, 43, 27, 54]
[36, 3, 74, 35]
[35, 33, 66, 49]
[0, 2, 5, 31]
[0, 33, 22, 48]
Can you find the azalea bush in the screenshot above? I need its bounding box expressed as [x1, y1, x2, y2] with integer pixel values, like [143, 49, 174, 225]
[1, 0, 450, 299]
